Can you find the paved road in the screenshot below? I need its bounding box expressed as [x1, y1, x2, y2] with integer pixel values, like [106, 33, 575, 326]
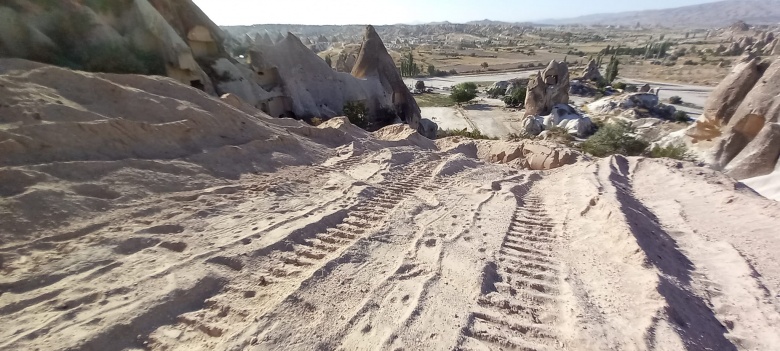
[619, 78, 714, 118]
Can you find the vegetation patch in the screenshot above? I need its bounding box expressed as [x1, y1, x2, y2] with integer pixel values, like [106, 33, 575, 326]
[649, 143, 693, 161]
[414, 94, 456, 108]
[581, 121, 649, 157]
[450, 82, 478, 104]
[343, 101, 368, 129]
[437, 128, 497, 140]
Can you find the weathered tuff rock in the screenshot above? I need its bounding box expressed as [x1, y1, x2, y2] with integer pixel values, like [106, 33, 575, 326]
[580, 59, 602, 82]
[689, 54, 766, 141]
[248, 26, 423, 133]
[724, 123, 780, 179]
[523, 104, 594, 138]
[524, 60, 570, 117]
[479, 141, 580, 170]
[335, 49, 358, 73]
[710, 58, 780, 178]
[351, 25, 422, 131]
[0, 0, 252, 95]
[587, 93, 675, 120]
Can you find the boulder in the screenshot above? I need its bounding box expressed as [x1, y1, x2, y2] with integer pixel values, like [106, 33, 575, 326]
[524, 60, 570, 117]
[522, 116, 544, 135]
[569, 79, 596, 96]
[489, 81, 511, 91]
[418, 118, 439, 139]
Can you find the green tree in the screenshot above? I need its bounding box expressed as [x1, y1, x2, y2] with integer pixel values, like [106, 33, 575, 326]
[324, 54, 332, 68]
[450, 82, 478, 104]
[427, 64, 436, 76]
[343, 101, 368, 129]
[481, 62, 489, 70]
[605, 56, 620, 83]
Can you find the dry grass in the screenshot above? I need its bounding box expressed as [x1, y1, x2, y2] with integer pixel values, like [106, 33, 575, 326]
[620, 62, 731, 86]
[414, 93, 456, 107]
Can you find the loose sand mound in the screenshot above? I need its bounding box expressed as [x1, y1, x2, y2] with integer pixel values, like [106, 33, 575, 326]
[2, 60, 779, 351]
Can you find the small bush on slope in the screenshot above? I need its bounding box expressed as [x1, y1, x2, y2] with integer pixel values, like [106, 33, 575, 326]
[649, 144, 693, 161]
[437, 128, 497, 140]
[581, 121, 649, 157]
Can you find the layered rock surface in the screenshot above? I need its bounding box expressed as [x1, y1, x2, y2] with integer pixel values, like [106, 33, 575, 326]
[0, 2, 425, 136]
[524, 60, 570, 117]
[690, 55, 780, 180]
[248, 26, 422, 132]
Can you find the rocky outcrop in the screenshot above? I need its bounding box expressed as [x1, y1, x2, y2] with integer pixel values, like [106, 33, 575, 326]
[248, 26, 425, 134]
[471, 140, 580, 170]
[689, 54, 766, 142]
[724, 123, 780, 179]
[335, 48, 359, 73]
[710, 58, 780, 177]
[580, 59, 602, 82]
[351, 25, 422, 131]
[0, 0, 265, 102]
[587, 93, 675, 120]
[524, 60, 570, 117]
[523, 104, 594, 138]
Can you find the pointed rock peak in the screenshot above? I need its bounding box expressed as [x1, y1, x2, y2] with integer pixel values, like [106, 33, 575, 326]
[364, 25, 379, 39]
[545, 59, 561, 72]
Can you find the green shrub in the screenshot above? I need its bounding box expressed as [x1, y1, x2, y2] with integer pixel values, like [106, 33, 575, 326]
[450, 82, 478, 104]
[343, 101, 368, 129]
[668, 96, 683, 104]
[437, 128, 497, 140]
[612, 81, 626, 90]
[581, 121, 649, 157]
[673, 110, 689, 122]
[649, 144, 692, 160]
[486, 87, 507, 98]
[502, 88, 526, 108]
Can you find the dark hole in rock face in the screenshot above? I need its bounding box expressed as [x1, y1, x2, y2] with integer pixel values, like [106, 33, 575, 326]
[190, 80, 205, 91]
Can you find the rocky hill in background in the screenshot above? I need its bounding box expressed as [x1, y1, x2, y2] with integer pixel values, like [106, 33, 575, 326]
[542, 0, 780, 28]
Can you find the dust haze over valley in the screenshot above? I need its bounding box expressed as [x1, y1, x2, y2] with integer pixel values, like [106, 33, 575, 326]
[1, 1, 780, 351]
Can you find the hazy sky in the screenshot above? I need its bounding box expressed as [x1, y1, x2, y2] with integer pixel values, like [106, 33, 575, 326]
[191, 0, 722, 26]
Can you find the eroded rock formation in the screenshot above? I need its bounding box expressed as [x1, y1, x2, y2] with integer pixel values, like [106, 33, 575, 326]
[524, 60, 570, 117]
[689, 54, 766, 141]
[689, 55, 780, 180]
[712, 58, 780, 179]
[248, 26, 422, 132]
[580, 59, 602, 82]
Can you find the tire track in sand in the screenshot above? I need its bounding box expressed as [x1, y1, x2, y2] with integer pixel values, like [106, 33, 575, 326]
[148, 154, 445, 349]
[458, 192, 563, 351]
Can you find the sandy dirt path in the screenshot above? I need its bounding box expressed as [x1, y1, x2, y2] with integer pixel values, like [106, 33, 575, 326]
[4, 147, 779, 351]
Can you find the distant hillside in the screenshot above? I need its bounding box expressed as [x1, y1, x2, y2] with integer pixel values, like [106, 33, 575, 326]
[541, 0, 780, 28]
